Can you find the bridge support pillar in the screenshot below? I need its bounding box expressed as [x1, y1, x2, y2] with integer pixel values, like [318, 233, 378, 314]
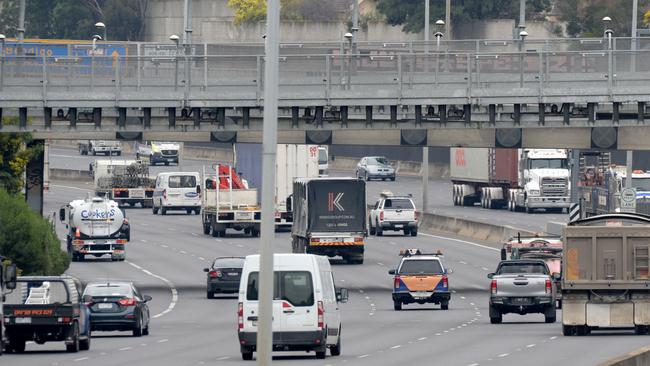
[291, 107, 299, 128]
[19, 107, 27, 129]
[117, 108, 126, 128]
[44, 107, 52, 129]
[563, 103, 571, 125]
[168, 107, 176, 128]
[192, 107, 201, 128]
[340, 106, 348, 127]
[613, 102, 620, 124]
[68, 108, 76, 129]
[414, 105, 422, 126]
[315, 106, 323, 127]
[513, 104, 521, 125]
[143, 107, 151, 129]
[217, 108, 225, 128]
[25, 139, 44, 215]
[639, 102, 646, 123]
[242, 107, 250, 128]
[390, 106, 397, 127]
[463, 104, 471, 126]
[439, 105, 447, 125]
[538, 103, 545, 126]
[587, 102, 596, 124]
[488, 104, 496, 126]
[365, 106, 373, 127]
[93, 108, 102, 129]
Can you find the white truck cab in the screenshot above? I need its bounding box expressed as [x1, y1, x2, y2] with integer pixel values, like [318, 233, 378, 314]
[152, 172, 201, 215]
[237, 254, 348, 360]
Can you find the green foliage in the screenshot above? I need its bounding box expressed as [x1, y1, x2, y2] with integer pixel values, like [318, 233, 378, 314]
[0, 133, 39, 195]
[0, 188, 69, 276]
[228, 0, 339, 25]
[376, 0, 551, 33]
[559, 0, 650, 37]
[0, 0, 149, 41]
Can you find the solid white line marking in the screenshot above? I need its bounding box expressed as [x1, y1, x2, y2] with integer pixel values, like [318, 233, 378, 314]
[420, 233, 499, 252]
[481, 267, 489, 271]
[358, 354, 370, 359]
[191, 233, 199, 236]
[199, 257, 206, 260]
[390, 345, 401, 349]
[158, 339, 169, 343]
[140, 239, 147, 243]
[74, 357, 89, 361]
[217, 356, 231, 361]
[126, 261, 177, 319]
[468, 363, 480, 366]
[180, 250, 187, 254]
[550, 336, 557, 340]
[526, 344, 535, 348]
[237, 244, 244, 248]
[435, 333, 441, 336]
[498, 353, 509, 358]
[161, 244, 169, 248]
[418, 337, 427, 341]
[119, 347, 133, 351]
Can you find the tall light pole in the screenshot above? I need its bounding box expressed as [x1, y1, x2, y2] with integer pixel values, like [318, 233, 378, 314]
[603, 16, 613, 50]
[434, 19, 444, 84]
[91, 35, 102, 90]
[518, 30, 528, 87]
[182, 0, 193, 90]
[0, 34, 5, 90]
[95, 22, 107, 42]
[344, 32, 353, 90]
[632, 0, 639, 71]
[445, 0, 451, 39]
[257, 0, 280, 365]
[518, 0, 526, 34]
[170, 34, 180, 91]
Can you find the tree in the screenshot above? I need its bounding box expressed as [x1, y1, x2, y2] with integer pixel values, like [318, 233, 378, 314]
[0, 188, 69, 276]
[559, 0, 650, 37]
[227, 0, 339, 25]
[375, 0, 551, 34]
[0, 133, 40, 195]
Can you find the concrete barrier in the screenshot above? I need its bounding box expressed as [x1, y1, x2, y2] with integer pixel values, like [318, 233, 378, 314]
[598, 346, 650, 366]
[329, 156, 448, 178]
[50, 168, 92, 182]
[418, 212, 536, 244]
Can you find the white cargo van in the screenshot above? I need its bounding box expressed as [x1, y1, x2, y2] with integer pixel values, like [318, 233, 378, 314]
[152, 172, 201, 215]
[237, 254, 348, 360]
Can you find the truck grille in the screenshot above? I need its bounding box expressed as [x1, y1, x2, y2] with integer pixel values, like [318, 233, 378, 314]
[541, 177, 568, 197]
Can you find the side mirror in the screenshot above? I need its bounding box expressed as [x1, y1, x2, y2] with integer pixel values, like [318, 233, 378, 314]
[487, 273, 494, 279]
[446, 268, 454, 275]
[82, 294, 93, 304]
[4, 263, 17, 290]
[388, 269, 396, 275]
[336, 288, 349, 303]
[203, 268, 210, 273]
[286, 195, 293, 212]
[196, 185, 201, 194]
[144, 295, 152, 302]
[59, 208, 66, 221]
[500, 248, 507, 261]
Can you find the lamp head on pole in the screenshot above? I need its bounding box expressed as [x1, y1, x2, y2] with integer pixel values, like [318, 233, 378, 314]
[95, 22, 105, 29]
[92, 34, 102, 41]
[344, 32, 353, 46]
[169, 34, 180, 46]
[519, 30, 529, 40]
[435, 19, 445, 26]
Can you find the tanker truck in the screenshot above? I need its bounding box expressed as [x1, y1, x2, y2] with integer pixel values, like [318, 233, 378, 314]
[59, 196, 130, 262]
[451, 148, 570, 213]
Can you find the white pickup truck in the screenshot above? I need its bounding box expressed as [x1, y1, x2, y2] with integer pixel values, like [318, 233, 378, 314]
[369, 194, 418, 237]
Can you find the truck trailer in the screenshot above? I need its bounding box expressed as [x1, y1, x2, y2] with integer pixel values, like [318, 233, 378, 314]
[451, 148, 570, 213]
[291, 177, 367, 264]
[562, 213, 650, 335]
[92, 160, 154, 208]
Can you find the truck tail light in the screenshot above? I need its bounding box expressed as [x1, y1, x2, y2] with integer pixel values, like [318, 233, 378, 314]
[317, 301, 324, 329]
[545, 278, 552, 294]
[163, 189, 167, 200]
[354, 237, 363, 243]
[379, 210, 384, 221]
[442, 275, 448, 288]
[414, 211, 420, 221]
[57, 317, 72, 323]
[394, 275, 401, 289]
[75, 227, 81, 238]
[116, 239, 127, 244]
[310, 238, 320, 243]
[238, 302, 244, 330]
[490, 279, 497, 295]
[118, 298, 137, 306]
[209, 270, 221, 278]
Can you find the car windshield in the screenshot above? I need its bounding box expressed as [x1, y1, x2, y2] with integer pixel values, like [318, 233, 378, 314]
[83, 284, 132, 297]
[528, 159, 567, 169]
[384, 198, 414, 209]
[246, 271, 314, 307]
[168, 175, 196, 188]
[399, 260, 443, 274]
[213, 258, 244, 268]
[497, 263, 548, 274]
[368, 157, 389, 165]
[5, 280, 70, 304]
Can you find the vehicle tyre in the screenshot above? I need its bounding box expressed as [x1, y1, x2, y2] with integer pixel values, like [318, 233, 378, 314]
[441, 302, 449, 310]
[132, 316, 143, 337]
[390, 176, 395, 181]
[382, 178, 386, 181]
[116, 152, 121, 156]
[315, 347, 327, 359]
[153, 204, 159, 214]
[376, 221, 383, 236]
[544, 305, 556, 323]
[576, 325, 589, 336]
[79, 330, 91, 351]
[10, 339, 26, 353]
[241, 349, 253, 361]
[635, 325, 648, 335]
[525, 205, 532, 214]
[330, 328, 341, 356]
[365, 172, 370, 181]
[369, 219, 376, 236]
[92, 150, 97, 156]
[161, 208, 167, 215]
[203, 223, 211, 235]
[194, 209, 201, 215]
[66, 323, 80, 352]
[410, 229, 418, 237]
[164, 161, 170, 166]
[489, 306, 502, 324]
[211, 225, 219, 237]
[220, 230, 227, 238]
[403, 228, 410, 236]
[207, 291, 215, 299]
[142, 322, 149, 336]
[393, 301, 402, 311]
[562, 325, 575, 336]
[251, 229, 260, 237]
[186, 209, 192, 215]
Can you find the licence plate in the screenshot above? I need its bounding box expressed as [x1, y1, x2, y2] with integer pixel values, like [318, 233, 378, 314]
[228, 272, 238, 276]
[413, 292, 430, 299]
[235, 212, 253, 221]
[252, 320, 257, 326]
[511, 297, 530, 305]
[130, 189, 145, 198]
[394, 224, 403, 228]
[98, 303, 113, 309]
[15, 317, 32, 324]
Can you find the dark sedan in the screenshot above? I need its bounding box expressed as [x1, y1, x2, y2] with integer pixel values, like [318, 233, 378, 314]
[82, 282, 151, 337]
[204, 257, 245, 299]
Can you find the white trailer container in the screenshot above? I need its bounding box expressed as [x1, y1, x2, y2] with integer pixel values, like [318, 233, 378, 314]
[58, 196, 130, 262]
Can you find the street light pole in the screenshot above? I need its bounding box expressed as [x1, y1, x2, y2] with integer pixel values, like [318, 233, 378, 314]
[632, 0, 638, 71]
[182, 0, 193, 91]
[170, 35, 180, 91]
[91, 35, 101, 90]
[257, 0, 280, 364]
[0, 34, 5, 91]
[518, 30, 528, 88]
[95, 22, 107, 42]
[445, 0, 451, 39]
[344, 32, 353, 90]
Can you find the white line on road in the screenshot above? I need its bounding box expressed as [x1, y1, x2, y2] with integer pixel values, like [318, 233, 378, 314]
[418, 337, 427, 341]
[158, 339, 169, 343]
[498, 353, 509, 358]
[217, 356, 231, 361]
[126, 261, 177, 319]
[74, 357, 89, 361]
[550, 336, 557, 340]
[161, 244, 169, 248]
[459, 261, 468, 264]
[390, 345, 401, 349]
[420, 233, 499, 252]
[140, 239, 147, 243]
[198, 257, 205, 260]
[180, 250, 187, 254]
[119, 347, 133, 351]
[51, 154, 87, 159]
[526, 344, 535, 348]
[191, 233, 199, 236]
[358, 354, 370, 358]
[467, 364, 479, 366]
[481, 267, 489, 271]
[51, 184, 92, 192]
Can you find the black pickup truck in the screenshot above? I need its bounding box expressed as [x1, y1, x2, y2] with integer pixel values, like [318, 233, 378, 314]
[3, 276, 91, 353]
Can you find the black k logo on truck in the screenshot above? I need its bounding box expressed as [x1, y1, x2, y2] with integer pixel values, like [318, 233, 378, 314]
[328, 192, 345, 212]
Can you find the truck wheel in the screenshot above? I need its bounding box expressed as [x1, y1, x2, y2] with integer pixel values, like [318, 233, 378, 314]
[211, 225, 219, 237]
[207, 291, 215, 299]
[241, 349, 253, 361]
[393, 301, 402, 311]
[164, 161, 170, 166]
[330, 330, 341, 356]
[152, 205, 159, 215]
[525, 205, 532, 214]
[441, 302, 449, 310]
[66, 323, 80, 352]
[79, 330, 91, 351]
[251, 229, 260, 237]
[203, 223, 211, 235]
[410, 229, 418, 237]
[92, 150, 97, 156]
[544, 305, 556, 323]
[562, 325, 575, 336]
[489, 306, 502, 324]
[376, 221, 383, 236]
[635, 325, 648, 335]
[186, 209, 192, 215]
[403, 228, 410, 236]
[315, 347, 327, 359]
[369, 219, 376, 235]
[219, 230, 227, 237]
[576, 325, 590, 336]
[161, 208, 167, 215]
[116, 151, 121, 156]
[10, 339, 26, 353]
[365, 172, 370, 181]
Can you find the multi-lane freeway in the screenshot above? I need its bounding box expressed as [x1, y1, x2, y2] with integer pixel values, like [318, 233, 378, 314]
[3, 180, 643, 366]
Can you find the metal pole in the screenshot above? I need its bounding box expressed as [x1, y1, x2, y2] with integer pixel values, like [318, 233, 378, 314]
[422, 147, 429, 216]
[17, 0, 25, 43]
[570, 149, 580, 213]
[183, 0, 193, 90]
[519, 37, 524, 87]
[626, 150, 633, 188]
[352, 0, 359, 43]
[632, 0, 638, 72]
[445, 0, 451, 39]
[0, 39, 5, 90]
[257, 0, 280, 364]
[346, 39, 352, 90]
[174, 44, 179, 91]
[424, 0, 430, 71]
[519, 0, 526, 31]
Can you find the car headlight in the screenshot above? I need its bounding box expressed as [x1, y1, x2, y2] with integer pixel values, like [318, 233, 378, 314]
[529, 190, 540, 196]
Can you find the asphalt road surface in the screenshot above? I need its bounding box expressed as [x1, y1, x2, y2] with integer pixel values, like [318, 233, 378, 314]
[49, 147, 566, 233]
[3, 181, 644, 366]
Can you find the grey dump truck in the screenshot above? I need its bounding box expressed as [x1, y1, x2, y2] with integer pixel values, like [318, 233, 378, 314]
[562, 213, 650, 336]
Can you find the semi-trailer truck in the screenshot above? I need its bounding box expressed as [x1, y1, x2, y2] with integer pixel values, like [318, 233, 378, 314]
[291, 177, 367, 264]
[451, 148, 570, 213]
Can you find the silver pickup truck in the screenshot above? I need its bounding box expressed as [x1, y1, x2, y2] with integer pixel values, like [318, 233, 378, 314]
[488, 260, 557, 324]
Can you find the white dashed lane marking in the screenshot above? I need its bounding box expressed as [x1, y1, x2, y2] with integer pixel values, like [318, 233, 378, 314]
[126, 261, 177, 319]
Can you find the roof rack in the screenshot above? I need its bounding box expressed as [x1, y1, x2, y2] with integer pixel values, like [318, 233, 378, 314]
[380, 191, 413, 198]
[399, 248, 443, 257]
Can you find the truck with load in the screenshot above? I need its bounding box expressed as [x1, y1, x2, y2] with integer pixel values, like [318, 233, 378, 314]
[92, 159, 154, 208]
[291, 177, 367, 264]
[0, 258, 17, 356]
[59, 196, 131, 262]
[78, 140, 122, 156]
[451, 148, 570, 213]
[234, 143, 319, 227]
[562, 213, 650, 336]
[3, 276, 91, 353]
[201, 164, 261, 237]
